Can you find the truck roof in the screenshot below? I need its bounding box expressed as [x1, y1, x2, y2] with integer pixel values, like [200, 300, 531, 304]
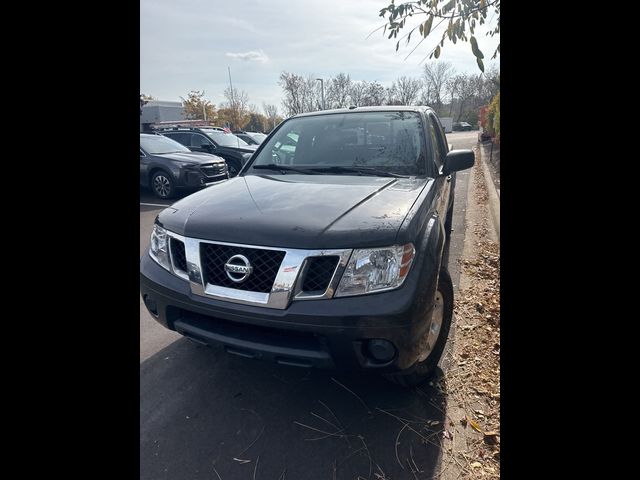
[292, 105, 435, 118]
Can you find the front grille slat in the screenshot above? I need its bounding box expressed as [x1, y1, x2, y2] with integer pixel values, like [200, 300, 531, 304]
[201, 243, 285, 293]
[170, 238, 188, 273]
[302, 256, 339, 293]
[200, 163, 226, 177]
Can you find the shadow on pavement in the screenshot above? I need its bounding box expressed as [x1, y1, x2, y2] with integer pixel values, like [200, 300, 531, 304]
[141, 338, 448, 480]
[140, 187, 191, 206]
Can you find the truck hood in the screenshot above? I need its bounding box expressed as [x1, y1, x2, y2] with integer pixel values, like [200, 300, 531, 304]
[154, 152, 226, 165]
[158, 174, 433, 249]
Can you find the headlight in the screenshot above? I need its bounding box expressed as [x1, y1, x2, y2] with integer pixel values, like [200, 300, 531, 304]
[149, 224, 171, 271]
[170, 161, 194, 168]
[335, 244, 415, 297]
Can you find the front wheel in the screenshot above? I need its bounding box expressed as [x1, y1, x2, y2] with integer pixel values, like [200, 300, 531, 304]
[385, 269, 454, 387]
[150, 171, 175, 199]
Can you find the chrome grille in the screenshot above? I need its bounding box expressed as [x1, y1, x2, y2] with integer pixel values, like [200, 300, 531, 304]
[200, 163, 226, 177]
[200, 244, 286, 293]
[163, 232, 353, 309]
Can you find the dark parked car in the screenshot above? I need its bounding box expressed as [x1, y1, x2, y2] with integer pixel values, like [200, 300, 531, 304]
[140, 133, 228, 199]
[234, 131, 268, 145]
[159, 127, 258, 177]
[453, 121, 473, 131]
[140, 106, 474, 386]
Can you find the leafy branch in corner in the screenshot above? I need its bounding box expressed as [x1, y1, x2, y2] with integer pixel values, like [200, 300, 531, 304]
[377, 0, 500, 72]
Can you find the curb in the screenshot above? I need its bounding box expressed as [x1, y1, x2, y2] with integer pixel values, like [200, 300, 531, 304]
[477, 142, 500, 239]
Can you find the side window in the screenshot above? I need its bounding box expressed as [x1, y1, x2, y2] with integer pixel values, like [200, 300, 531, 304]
[191, 134, 211, 148]
[164, 132, 189, 146]
[428, 115, 447, 170]
[432, 117, 448, 155]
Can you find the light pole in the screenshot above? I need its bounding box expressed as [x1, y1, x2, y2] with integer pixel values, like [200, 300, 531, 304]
[316, 78, 325, 110]
[199, 89, 208, 122]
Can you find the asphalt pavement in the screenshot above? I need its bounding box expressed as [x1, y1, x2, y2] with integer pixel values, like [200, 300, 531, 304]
[139, 131, 478, 479]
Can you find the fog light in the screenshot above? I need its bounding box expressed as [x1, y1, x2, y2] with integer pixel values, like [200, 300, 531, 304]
[367, 339, 396, 362]
[143, 295, 158, 316]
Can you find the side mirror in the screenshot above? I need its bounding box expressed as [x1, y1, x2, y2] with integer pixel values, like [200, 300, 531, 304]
[442, 149, 474, 176]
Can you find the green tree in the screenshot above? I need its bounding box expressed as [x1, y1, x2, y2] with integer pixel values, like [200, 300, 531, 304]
[222, 87, 250, 130]
[488, 91, 499, 140]
[216, 107, 236, 129]
[262, 103, 280, 130]
[378, 0, 500, 72]
[326, 73, 352, 109]
[180, 90, 216, 121]
[243, 112, 268, 132]
[421, 61, 454, 112]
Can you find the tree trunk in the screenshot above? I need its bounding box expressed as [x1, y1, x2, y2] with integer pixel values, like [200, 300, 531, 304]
[449, 91, 456, 116]
[457, 99, 465, 122]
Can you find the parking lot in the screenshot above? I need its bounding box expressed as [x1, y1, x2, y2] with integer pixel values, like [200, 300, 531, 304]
[140, 131, 477, 479]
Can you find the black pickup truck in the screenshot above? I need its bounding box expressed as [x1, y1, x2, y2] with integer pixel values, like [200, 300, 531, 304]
[140, 106, 474, 386]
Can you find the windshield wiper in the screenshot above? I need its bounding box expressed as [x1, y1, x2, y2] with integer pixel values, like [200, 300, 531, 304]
[309, 166, 408, 178]
[252, 164, 317, 175]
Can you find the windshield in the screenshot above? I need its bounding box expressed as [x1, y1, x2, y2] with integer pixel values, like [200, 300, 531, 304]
[248, 132, 267, 143]
[248, 111, 427, 176]
[140, 135, 191, 154]
[205, 131, 250, 147]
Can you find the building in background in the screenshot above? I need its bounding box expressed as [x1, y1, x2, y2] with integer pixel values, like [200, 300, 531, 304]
[140, 100, 185, 132]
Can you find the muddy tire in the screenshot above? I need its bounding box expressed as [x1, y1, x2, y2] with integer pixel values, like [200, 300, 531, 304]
[385, 269, 454, 387]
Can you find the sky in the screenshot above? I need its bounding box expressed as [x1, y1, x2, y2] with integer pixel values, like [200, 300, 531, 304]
[140, 0, 499, 111]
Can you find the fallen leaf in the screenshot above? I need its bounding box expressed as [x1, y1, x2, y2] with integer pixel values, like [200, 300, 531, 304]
[442, 430, 453, 440]
[470, 462, 482, 468]
[469, 417, 482, 433]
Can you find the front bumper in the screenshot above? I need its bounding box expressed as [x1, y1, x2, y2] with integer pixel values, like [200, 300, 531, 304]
[180, 169, 228, 188]
[140, 251, 438, 373]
